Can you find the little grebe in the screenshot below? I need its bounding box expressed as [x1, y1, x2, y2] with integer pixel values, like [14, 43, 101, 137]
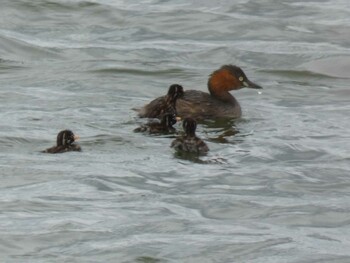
[171, 118, 209, 154]
[138, 84, 184, 119]
[42, 130, 81, 153]
[138, 65, 262, 120]
[134, 113, 177, 134]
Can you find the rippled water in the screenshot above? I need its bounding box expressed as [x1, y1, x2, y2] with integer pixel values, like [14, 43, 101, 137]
[1, 0, 350, 262]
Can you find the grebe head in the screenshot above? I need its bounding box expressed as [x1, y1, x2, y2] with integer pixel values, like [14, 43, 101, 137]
[167, 84, 184, 100]
[183, 118, 197, 136]
[56, 130, 79, 146]
[208, 65, 262, 95]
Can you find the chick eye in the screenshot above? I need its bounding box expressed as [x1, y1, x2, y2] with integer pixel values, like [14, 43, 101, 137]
[239, 76, 244, 82]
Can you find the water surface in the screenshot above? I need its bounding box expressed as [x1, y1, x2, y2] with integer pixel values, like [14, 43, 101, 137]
[1, 0, 350, 262]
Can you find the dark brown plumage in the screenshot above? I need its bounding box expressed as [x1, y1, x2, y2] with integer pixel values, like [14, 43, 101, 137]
[171, 118, 209, 154]
[134, 113, 177, 134]
[137, 65, 262, 120]
[138, 84, 184, 119]
[42, 130, 81, 154]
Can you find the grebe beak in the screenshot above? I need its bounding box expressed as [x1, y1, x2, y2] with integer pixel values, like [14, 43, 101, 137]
[73, 135, 80, 141]
[243, 79, 263, 89]
[175, 116, 182, 122]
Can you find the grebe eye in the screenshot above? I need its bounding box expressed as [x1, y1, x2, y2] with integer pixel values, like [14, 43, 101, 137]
[239, 76, 244, 82]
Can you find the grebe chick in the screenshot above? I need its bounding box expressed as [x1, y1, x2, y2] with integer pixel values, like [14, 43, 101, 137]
[138, 84, 184, 119]
[171, 118, 209, 154]
[42, 130, 81, 154]
[134, 113, 177, 134]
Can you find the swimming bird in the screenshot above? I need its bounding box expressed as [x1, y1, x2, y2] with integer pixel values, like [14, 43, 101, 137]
[138, 84, 184, 119]
[137, 65, 262, 120]
[134, 113, 177, 134]
[171, 118, 209, 154]
[42, 130, 81, 153]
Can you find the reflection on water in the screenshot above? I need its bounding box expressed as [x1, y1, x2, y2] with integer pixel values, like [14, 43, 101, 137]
[1, 0, 350, 262]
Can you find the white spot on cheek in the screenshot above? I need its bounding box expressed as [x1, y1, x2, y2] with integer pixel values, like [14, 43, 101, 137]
[239, 77, 244, 82]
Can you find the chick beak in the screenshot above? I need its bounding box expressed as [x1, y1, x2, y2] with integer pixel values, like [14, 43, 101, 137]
[175, 116, 182, 122]
[73, 135, 80, 141]
[243, 79, 263, 89]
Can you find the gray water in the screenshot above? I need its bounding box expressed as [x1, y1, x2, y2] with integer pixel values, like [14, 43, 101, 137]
[1, 0, 350, 262]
